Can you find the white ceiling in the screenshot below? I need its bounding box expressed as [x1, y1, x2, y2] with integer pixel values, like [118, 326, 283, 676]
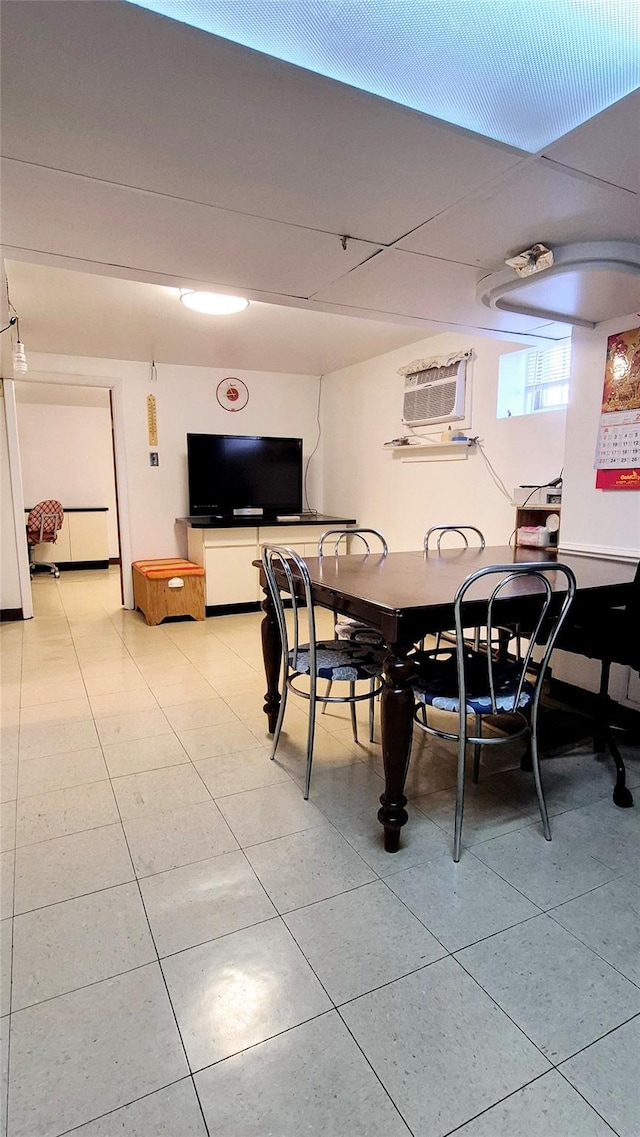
[4, 262, 428, 374]
[1, 0, 639, 371]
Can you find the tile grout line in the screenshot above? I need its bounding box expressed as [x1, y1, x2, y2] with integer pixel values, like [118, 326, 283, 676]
[76, 661, 215, 1137]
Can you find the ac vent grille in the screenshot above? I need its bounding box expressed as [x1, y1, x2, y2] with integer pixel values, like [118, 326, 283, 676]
[401, 360, 466, 427]
[404, 379, 458, 423]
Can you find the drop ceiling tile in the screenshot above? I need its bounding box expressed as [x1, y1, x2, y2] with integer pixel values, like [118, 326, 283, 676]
[399, 160, 640, 270]
[1, 161, 380, 299]
[544, 90, 640, 193]
[1, 0, 524, 245]
[312, 248, 548, 334]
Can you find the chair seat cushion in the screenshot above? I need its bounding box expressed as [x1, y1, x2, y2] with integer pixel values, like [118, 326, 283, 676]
[291, 640, 385, 681]
[132, 558, 205, 579]
[413, 647, 534, 715]
[335, 617, 385, 646]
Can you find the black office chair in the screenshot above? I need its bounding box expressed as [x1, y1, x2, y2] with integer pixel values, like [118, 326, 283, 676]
[261, 544, 386, 799]
[555, 561, 639, 808]
[412, 561, 576, 861]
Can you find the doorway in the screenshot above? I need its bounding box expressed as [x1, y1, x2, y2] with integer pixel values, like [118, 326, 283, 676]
[15, 379, 123, 609]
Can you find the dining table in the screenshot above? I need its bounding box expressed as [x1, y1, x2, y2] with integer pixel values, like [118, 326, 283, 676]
[257, 544, 637, 853]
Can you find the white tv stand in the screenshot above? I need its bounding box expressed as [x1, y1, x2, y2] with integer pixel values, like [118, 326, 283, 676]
[178, 514, 356, 613]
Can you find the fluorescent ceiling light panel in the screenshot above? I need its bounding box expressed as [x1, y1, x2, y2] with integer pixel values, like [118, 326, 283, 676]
[128, 0, 640, 151]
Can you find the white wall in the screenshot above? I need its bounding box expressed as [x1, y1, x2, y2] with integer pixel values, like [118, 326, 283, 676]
[0, 393, 22, 611]
[550, 313, 640, 705]
[25, 353, 322, 567]
[16, 399, 119, 557]
[321, 332, 567, 549]
[561, 313, 640, 559]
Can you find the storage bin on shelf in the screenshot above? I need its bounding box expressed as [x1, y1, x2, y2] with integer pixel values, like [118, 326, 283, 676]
[132, 558, 205, 625]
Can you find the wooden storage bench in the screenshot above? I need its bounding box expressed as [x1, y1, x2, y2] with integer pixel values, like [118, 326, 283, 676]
[132, 558, 205, 625]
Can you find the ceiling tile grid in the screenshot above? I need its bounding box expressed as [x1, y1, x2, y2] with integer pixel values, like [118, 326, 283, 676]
[397, 159, 639, 269]
[0, 160, 382, 299]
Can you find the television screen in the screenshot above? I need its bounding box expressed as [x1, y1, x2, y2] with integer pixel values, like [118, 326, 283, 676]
[187, 433, 303, 517]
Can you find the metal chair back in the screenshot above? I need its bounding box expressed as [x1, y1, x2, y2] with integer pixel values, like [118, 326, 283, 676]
[261, 544, 315, 677]
[318, 527, 388, 558]
[453, 562, 576, 718]
[424, 525, 486, 552]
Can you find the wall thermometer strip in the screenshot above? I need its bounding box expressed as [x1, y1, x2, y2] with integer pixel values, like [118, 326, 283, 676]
[147, 395, 158, 446]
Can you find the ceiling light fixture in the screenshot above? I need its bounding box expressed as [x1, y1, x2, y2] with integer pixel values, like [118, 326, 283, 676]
[179, 289, 249, 315]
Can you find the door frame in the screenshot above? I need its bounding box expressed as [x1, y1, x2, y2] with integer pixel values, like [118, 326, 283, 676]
[8, 369, 134, 610]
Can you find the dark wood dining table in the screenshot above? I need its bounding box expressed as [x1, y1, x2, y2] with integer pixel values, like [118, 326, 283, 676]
[258, 545, 637, 853]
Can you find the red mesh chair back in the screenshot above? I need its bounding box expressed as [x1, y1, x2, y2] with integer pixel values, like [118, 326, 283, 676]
[26, 500, 64, 546]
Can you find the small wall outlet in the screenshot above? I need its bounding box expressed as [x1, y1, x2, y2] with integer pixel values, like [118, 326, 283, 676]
[149, 452, 159, 466]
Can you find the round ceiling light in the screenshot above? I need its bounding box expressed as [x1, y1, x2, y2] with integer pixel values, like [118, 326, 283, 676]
[179, 290, 249, 315]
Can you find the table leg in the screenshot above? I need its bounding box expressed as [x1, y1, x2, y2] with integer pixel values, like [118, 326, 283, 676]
[260, 583, 282, 733]
[378, 645, 416, 852]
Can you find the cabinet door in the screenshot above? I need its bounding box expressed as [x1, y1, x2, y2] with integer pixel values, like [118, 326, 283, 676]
[68, 513, 109, 561]
[204, 546, 261, 606]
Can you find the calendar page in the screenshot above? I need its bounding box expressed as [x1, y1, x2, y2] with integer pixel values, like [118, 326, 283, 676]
[594, 327, 640, 490]
[595, 410, 640, 468]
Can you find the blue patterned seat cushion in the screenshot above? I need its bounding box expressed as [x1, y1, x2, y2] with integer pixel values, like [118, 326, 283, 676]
[412, 647, 533, 715]
[290, 640, 385, 681]
[335, 617, 385, 646]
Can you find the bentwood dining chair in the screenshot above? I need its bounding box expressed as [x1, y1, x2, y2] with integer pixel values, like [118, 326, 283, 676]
[422, 525, 487, 652]
[424, 524, 486, 553]
[261, 544, 385, 799]
[424, 524, 521, 661]
[412, 561, 576, 861]
[317, 529, 388, 714]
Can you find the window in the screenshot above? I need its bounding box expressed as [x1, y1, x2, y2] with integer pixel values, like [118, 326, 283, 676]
[497, 341, 571, 419]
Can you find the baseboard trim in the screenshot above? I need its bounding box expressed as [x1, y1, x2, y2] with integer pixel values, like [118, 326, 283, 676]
[206, 601, 262, 617]
[31, 560, 110, 573]
[558, 542, 639, 562]
[549, 677, 640, 734]
[0, 608, 23, 622]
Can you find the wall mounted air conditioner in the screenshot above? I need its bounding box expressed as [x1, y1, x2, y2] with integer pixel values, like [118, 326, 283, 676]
[401, 358, 467, 427]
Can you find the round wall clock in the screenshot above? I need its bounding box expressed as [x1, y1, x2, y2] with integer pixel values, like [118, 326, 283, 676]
[216, 377, 249, 412]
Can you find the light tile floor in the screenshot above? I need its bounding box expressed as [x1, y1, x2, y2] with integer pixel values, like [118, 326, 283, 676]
[1, 567, 639, 1136]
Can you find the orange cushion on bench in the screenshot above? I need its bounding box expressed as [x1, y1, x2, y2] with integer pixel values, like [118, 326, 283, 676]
[132, 558, 205, 580]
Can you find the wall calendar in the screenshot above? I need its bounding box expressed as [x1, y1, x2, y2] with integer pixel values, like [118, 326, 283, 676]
[594, 326, 640, 490]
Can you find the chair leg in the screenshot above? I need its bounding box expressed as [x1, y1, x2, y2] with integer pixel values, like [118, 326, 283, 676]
[304, 678, 318, 801]
[349, 681, 358, 744]
[271, 673, 289, 761]
[321, 679, 332, 713]
[368, 678, 375, 744]
[530, 717, 551, 841]
[472, 713, 482, 783]
[596, 661, 633, 807]
[607, 728, 634, 808]
[453, 730, 467, 863]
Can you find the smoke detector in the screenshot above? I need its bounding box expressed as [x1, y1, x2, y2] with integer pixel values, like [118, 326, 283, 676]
[505, 244, 554, 277]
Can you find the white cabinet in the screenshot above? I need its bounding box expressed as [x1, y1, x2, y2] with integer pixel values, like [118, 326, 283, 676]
[67, 513, 109, 560]
[188, 527, 260, 607]
[186, 521, 353, 609]
[26, 509, 109, 565]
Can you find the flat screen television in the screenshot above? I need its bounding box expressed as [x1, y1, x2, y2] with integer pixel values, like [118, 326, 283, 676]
[187, 433, 303, 518]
